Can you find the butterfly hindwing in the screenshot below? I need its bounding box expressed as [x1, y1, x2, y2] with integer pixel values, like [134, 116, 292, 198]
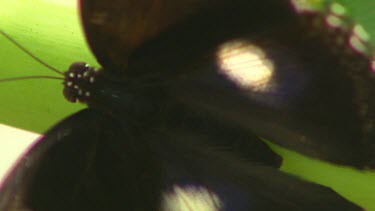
[151, 119, 362, 211]
[1, 106, 361, 210]
[0, 109, 162, 211]
[165, 104, 283, 168]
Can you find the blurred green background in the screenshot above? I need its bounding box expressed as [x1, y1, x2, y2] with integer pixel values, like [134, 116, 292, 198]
[0, 0, 374, 210]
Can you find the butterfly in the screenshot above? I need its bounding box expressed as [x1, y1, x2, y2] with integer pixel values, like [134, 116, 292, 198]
[0, 0, 374, 210]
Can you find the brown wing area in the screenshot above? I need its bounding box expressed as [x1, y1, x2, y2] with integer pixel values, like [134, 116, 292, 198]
[79, 0, 227, 76]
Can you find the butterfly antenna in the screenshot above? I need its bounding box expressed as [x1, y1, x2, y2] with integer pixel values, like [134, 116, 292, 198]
[0, 76, 64, 83]
[0, 30, 65, 76]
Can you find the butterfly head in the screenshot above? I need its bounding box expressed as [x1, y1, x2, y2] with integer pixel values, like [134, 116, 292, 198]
[63, 62, 101, 103]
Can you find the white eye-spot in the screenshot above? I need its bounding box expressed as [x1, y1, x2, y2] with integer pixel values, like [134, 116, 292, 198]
[77, 74, 82, 78]
[83, 71, 89, 77]
[325, 14, 344, 29]
[67, 81, 73, 87]
[353, 24, 370, 42]
[216, 39, 274, 92]
[78, 89, 83, 95]
[162, 185, 222, 211]
[330, 2, 346, 16]
[89, 77, 95, 83]
[74, 85, 79, 89]
[69, 72, 75, 78]
[349, 35, 367, 54]
[85, 64, 89, 68]
[85, 91, 91, 97]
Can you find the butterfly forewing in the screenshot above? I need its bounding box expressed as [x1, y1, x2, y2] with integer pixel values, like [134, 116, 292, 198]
[119, 0, 375, 168]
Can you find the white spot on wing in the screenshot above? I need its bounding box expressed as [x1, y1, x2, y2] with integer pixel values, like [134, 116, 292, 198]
[216, 39, 274, 92]
[162, 185, 222, 211]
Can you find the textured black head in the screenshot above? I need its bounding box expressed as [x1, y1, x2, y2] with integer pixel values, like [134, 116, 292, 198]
[63, 62, 101, 103]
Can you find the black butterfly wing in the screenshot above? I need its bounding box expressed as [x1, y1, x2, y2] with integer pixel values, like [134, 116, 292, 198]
[80, 0, 375, 168]
[150, 125, 363, 211]
[127, 1, 375, 169]
[0, 108, 362, 211]
[166, 104, 283, 168]
[0, 108, 163, 211]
